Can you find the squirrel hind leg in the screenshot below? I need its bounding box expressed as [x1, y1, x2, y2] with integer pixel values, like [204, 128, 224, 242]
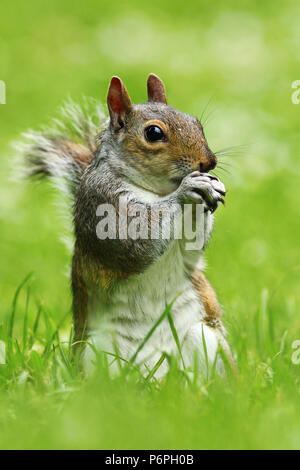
[190, 270, 223, 320]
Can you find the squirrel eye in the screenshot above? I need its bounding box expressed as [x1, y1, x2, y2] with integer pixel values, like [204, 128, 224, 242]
[144, 125, 165, 142]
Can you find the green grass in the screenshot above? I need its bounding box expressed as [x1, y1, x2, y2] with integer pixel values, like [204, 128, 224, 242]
[0, 277, 299, 449]
[1, 0, 300, 450]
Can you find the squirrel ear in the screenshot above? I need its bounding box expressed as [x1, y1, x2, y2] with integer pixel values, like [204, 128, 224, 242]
[147, 74, 167, 104]
[107, 76, 133, 131]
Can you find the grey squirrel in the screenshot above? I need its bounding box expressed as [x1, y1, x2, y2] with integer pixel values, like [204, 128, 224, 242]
[23, 74, 235, 378]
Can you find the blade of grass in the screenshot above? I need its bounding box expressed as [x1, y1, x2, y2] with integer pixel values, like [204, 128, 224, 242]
[128, 292, 183, 367]
[56, 332, 74, 378]
[22, 287, 30, 352]
[43, 310, 70, 358]
[192, 350, 199, 387]
[145, 353, 166, 382]
[8, 272, 33, 355]
[111, 330, 123, 374]
[166, 308, 186, 368]
[201, 324, 209, 381]
[52, 345, 58, 389]
[29, 303, 42, 349]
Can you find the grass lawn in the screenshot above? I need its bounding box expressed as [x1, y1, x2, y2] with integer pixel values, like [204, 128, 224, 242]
[0, 0, 300, 449]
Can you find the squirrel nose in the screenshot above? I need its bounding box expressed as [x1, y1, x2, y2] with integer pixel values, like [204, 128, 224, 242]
[199, 154, 217, 172]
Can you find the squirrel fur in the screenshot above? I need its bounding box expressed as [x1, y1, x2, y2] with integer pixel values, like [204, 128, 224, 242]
[21, 74, 236, 379]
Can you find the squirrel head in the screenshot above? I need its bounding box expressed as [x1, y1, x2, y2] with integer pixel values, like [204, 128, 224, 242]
[105, 74, 217, 195]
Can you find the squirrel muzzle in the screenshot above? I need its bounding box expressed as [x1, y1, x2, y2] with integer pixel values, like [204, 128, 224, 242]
[199, 151, 217, 172]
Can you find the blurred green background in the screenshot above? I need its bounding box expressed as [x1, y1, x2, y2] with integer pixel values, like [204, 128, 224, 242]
[0, 0, 300, 450]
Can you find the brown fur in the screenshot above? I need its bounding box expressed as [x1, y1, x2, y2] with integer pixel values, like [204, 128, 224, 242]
[72, 243, 133, 347]
[122, 104, 217, 183]
[59, 140, 96, 169]
[191, 269, 223, 321]
[191, 270, 238, 375]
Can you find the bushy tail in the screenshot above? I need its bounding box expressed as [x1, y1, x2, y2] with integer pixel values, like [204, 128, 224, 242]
[19, 98, 106, 201]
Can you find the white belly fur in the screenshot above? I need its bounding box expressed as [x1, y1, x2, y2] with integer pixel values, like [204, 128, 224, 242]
[83, 234, 223, 379]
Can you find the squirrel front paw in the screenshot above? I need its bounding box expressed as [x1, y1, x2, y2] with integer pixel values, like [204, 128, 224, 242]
[177, 172, 226, 212]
